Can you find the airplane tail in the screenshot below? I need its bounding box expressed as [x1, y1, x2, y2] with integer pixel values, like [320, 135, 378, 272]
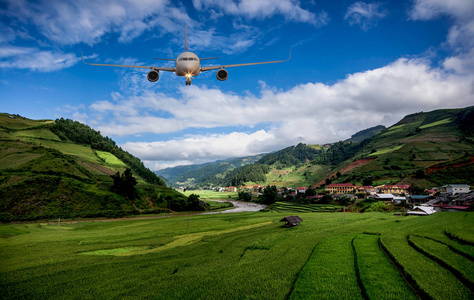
[185, 24, 187, 52]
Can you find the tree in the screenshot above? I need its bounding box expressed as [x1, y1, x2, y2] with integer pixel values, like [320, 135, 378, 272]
[111, 168, 137, 199]
[305, 188, 317, 196]
[261, 185, 279, 205]
[238, 191, 252, 202]
[362, 177, 373, 186]
[320, 194, 333, 204]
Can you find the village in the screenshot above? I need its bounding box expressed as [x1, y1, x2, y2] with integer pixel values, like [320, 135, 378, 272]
[209, 183, 473, 216]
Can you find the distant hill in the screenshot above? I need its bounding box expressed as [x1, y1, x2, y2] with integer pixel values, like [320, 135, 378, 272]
[345, 125, 386, 142]
[170, 106, 474, 190]
[0, 114, 191, 221]
[315, 106, 474, 187]
[156, 154, 265, 188]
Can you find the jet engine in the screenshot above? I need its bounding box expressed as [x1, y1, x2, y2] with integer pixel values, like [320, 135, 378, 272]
[147, 70, 159, 82]
[216, 69, 228, 81]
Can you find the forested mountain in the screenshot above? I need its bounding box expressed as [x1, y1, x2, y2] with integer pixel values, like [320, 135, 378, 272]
[256, 143, 324, 168]
[155, 154, 265, 187]
[0, 114, 195, 221]
[345, 125, 386, 142]
[167, 106, 474, 189]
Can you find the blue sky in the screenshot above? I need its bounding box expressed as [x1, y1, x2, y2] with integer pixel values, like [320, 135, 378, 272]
[1, 0, 474, 170]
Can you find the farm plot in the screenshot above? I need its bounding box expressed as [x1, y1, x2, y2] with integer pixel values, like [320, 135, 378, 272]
[271, 201, 341, 213]
[290, 234, 363, 299]
[353, 234, 417, 300]
[380, 218, 474, 299]
[408, 235, 474, 291]
[1, 212, 473, 299]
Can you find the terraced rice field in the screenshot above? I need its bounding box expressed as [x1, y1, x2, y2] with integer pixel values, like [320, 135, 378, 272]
[270, 201, 342, 212]
[1, 212, 472, 299]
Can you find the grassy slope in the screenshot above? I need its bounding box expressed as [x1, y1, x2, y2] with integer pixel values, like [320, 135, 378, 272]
[239, 107, 474, 188]
[0, 113, 185, 220]
[0, 212, 472, 299]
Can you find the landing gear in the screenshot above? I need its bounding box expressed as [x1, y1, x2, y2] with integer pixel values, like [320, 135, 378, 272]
[186, 78, 192, 85]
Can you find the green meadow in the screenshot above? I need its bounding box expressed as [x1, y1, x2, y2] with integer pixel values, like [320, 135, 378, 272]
[1, 211, 473, 299]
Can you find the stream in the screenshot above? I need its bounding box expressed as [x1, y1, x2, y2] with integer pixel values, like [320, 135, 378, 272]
[202, 200, 267, 214]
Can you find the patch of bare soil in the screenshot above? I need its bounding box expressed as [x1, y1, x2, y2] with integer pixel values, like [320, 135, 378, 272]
[312, 158, 376, 188]
[425, 156, 474, 175]
[79, 161, 116, 175]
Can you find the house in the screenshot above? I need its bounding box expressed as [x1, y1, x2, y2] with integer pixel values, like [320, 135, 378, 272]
[374, 193, 395, 201]
[378, 185, 410, 195]
[392, 196, 407, 204]
[326, 183, 356, 194]
[407, 206, 436, 216]
[280, 216, 303, 227]
[355, 186, 375, 194]
[443, 184, 470, 194]
[408, 195, 431, 204]
[296, 187, 307, 194]
[225, 186, 237, 193]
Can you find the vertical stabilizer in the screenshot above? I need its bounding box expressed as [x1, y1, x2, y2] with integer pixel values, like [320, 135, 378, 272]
[185, 24, 187, 52]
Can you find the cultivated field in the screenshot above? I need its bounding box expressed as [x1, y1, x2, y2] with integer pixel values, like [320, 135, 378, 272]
[1, 211, 473, 299]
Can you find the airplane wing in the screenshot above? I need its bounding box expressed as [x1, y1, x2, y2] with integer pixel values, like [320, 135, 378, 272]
[200, 50, 291, 72]
[82, 54, 175, 72]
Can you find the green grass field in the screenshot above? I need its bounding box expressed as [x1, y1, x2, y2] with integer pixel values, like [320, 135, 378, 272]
[182, 190, 238, 200]
[1, 212, 473, 299]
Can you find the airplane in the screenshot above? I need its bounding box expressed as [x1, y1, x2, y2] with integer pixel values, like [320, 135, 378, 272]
[82, 25, 291, 86]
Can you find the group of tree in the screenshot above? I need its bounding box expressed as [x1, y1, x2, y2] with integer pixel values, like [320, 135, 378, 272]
[227, 164, 271, 187]
[51, 118, 164, 186]
[312, 139, 371, 166]
[111, 169, 137, 199]
[256, 143, 323, 168]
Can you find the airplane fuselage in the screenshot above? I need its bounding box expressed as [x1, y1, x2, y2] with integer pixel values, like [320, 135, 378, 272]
[175, 51, 200, 77]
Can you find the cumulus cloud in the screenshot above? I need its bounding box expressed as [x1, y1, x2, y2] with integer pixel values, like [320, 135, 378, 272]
[410, 0, 474, 49]
[3, 0, 192, 45]
[0, 45, 79, 71]
[85, 57, 473, 169]
[192, 0, 329, 26]
[344, 2, 388, 31]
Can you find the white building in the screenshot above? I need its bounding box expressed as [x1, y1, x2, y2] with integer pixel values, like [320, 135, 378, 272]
[443, 184, 470, 194]
[407, 206, 436, 216]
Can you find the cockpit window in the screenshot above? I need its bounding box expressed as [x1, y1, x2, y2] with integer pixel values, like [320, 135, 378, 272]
[182, 58, 188, 61]
[178, 58, 183, 61]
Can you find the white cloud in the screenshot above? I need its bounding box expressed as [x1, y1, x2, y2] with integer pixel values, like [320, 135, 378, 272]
[410, 0, 474, 49]
[192, 0, 328, 26]
[344, 2, 388, 31]
[84, 57, 474, 170]
[0, 45, 79, 71]
[3, 0, 192, 45]
[409, 0, 474, 21]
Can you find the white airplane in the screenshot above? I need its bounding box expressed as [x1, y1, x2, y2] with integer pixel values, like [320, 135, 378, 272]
[82, 25, 291, 85]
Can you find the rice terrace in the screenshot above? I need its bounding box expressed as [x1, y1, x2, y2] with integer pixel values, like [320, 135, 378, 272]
[1, 211, 473, 299]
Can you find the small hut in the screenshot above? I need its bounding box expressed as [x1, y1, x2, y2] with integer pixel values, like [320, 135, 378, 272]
[280, 216, 303, 227]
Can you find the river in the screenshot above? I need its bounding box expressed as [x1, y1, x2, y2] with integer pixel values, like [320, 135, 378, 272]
[202, 200, 267, 214]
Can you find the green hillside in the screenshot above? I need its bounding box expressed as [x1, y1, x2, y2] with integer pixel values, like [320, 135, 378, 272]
[176, 106, 474, 189]
[156, 154, 265, 188]
[315, 106, 474, 187]
[0, 114, 192, 221]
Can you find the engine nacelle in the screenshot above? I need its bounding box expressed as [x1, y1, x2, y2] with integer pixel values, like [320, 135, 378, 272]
[147, 70, 159, 82]
[216, 69, 228, 81]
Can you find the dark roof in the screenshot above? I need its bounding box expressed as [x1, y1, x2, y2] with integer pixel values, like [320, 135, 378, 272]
[280, 216, 303, 224]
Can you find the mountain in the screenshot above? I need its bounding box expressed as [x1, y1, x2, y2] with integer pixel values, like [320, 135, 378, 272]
[314, 106, 474, 187]
[0, 114, 189, 221]
[345, 125, 386, 142]
[155, 154, 265, 188]
[171, 106, 474, 189]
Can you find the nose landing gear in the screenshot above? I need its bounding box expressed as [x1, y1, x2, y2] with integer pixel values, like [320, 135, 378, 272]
[185, 74, 193, 86]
